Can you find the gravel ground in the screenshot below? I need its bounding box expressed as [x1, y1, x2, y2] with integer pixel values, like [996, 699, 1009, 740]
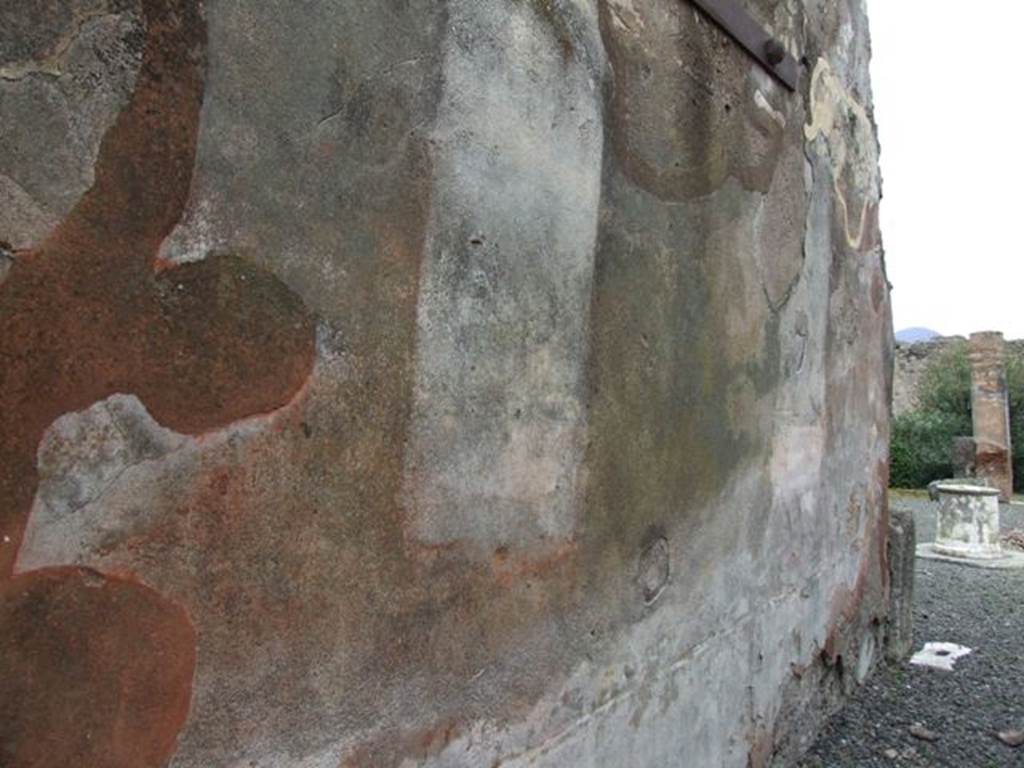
[799, 492, 1024, 767]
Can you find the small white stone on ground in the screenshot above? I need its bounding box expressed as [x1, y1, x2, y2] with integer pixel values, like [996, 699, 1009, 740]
[910, 642, 972, 671]
[997, 730, 1024, 747]
[909, 723, 939, 742]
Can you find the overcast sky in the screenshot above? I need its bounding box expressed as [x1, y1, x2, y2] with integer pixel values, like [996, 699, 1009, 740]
[867, 1, 1023, 339]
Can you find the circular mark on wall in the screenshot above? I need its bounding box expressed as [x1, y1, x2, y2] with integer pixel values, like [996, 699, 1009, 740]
[638, 534, 670, 605]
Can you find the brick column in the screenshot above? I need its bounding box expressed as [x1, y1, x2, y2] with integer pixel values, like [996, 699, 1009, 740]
[969, 331, 1014, 501]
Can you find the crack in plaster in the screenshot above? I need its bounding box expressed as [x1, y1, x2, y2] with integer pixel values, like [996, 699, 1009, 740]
[487, 584, 814, 767]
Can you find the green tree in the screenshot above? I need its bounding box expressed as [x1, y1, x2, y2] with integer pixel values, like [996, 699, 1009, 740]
[917, 340, 971, 420]
[890, 410, 967, 489]
[891, 341, 1024, 492]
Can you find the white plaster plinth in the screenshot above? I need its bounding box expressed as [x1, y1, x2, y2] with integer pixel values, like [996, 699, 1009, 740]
[932, 483, 1002, 559]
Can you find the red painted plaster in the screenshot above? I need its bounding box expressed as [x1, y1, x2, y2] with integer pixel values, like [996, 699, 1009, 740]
[0, 568, 197, 768]
[0, 1, 316, 764]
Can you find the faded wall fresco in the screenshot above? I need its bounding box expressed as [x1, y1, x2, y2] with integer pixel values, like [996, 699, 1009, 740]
[0, 1, 891, 766]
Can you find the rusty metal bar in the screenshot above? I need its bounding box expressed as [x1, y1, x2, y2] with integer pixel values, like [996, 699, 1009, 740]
[689, 0, 799, 91]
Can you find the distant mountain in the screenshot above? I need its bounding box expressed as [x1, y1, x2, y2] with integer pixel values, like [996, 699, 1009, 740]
[895, 327, 941, 343]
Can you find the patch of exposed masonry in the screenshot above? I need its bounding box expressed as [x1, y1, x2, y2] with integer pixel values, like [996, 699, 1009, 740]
[0, 3, 143, 248]
[18, 396, 183, 571]
[0, 1, 138, 80]
[16, 385, 310, 576]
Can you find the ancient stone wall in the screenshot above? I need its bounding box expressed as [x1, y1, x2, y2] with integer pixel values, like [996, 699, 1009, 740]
[1, 2, 890, 766]
[893, 339, 956, 417]
[894, 337, 1024, 418]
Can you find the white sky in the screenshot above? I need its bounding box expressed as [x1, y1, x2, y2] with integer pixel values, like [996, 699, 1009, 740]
[867, 1, 1024, 339]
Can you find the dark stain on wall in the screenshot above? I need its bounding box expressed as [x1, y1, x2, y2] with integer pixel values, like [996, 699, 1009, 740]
[597, 0, 786, 202]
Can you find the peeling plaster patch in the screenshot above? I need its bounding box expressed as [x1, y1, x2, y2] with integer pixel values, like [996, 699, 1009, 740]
[855, 629, 876, 683]
[0, 7, 144, 246]
[159, 196, 227, 265]
[0, 174, 59, 250]
[768, 2, 801, 57]
[15, 391, 306, 577]
[403, 0, 603, 555]
[17, 396, 186, 573]
[44, 396, 184, 504]
[607, 0, 645, 33]
[638, 536, 670, 604]
[754, 90, 786, 129]
[0, 1, 119, 80]
[804, 58, 879, 250]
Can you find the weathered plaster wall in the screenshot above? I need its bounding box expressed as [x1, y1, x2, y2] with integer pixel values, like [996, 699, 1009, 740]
[0, 2, 891, 767]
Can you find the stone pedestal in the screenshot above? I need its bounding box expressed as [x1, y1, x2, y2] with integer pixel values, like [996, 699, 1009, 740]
[885, 507, 916, 661]
[933, 483, 1002, 560]
[969, 332, 1013, 501]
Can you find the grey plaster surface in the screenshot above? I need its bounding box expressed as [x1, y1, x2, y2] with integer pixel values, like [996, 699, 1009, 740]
[1, 1, 890, 766]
